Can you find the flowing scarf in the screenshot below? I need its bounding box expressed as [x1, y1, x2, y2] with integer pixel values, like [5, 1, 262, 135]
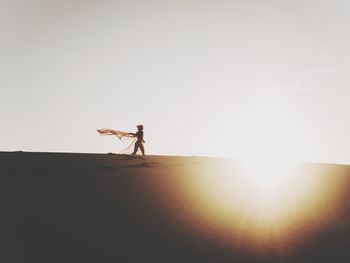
[97, 128, 137, 153]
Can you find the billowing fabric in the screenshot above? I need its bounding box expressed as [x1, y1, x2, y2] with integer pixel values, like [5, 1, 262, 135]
[97, 129, 134, 140]
[97, 128, 137, 154]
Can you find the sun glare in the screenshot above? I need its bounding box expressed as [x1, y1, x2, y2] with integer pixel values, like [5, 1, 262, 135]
[164, 106, 346, 255]
[183, 158, 344, 254]
[194, 160, 313, 228]
[237, 160, 314, 225]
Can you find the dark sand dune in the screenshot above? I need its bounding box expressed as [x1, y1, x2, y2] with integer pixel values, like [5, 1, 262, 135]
[1, 152, 350, 263]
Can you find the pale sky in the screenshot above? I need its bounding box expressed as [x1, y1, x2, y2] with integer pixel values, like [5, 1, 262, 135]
[1, 0, 349, 164]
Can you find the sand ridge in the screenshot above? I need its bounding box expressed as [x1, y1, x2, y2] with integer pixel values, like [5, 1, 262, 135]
[1, 152, 350, 263]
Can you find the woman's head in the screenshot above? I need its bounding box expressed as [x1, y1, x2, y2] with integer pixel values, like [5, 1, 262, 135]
[137, 125, 143, 130]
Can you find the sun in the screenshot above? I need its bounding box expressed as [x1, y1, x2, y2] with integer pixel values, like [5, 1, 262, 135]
[237, 159, 311, 225]
[193, 159, 313, 227]
[181, 156, 344, 255]
[178, 106, 342, 251]
[225, 106, 314, 223]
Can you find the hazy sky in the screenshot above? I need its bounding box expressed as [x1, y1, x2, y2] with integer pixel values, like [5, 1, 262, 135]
[1, 0, 349, 164]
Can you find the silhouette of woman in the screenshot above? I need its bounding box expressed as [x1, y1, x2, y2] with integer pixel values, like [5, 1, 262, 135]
[130, 125, 145, 155]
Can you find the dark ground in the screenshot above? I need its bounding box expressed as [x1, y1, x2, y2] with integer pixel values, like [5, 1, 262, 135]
[1, 152, 350, 263]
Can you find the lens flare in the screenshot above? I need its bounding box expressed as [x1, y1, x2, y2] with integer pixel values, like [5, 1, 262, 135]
[180, 159, 346, 254]
[238, 160, 310, 224]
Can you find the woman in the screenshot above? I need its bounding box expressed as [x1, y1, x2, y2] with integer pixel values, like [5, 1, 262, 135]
[130, 125, 145, 155]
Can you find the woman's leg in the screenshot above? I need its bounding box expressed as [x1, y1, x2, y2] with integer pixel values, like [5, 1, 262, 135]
[140, 143, 145, 155]
[132, 141, 139, 154]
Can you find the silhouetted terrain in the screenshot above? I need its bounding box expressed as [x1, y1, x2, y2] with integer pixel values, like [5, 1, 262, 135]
[1, 152, 350, 263]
